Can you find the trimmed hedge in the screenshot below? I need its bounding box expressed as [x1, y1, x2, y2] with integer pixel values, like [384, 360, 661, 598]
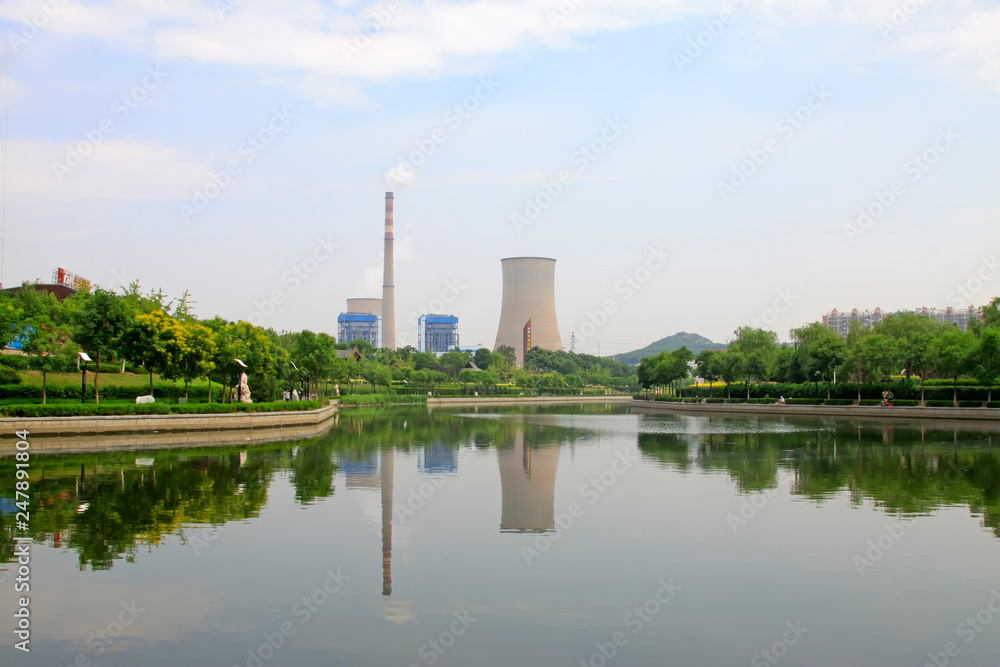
[786, 398, 823, 405]
[823, 399, 855, 406]
[924, 400, 954, 408]
[338, 394, 427, 406]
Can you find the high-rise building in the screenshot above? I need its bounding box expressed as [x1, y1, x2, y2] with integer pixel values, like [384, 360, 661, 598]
[822, 305, 981, 337]
[418, 314, 459, 353]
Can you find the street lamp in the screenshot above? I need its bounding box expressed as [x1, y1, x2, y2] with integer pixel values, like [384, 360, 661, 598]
[289, 361, 300, 399]
[79, 352, 92, 403]
[234, 358, 247, 403]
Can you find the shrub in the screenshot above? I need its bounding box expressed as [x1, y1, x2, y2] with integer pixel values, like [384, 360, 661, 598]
[924, 400, 954, 408]
[957, 400, 985, 408]
[823, 399, 854, 406]
[786, 398, 823, 405]
[0, 367, 22, 384]
[890, 399, 919, 407]
[988, 402, 1000, 409]
[0, 355, 30, 370]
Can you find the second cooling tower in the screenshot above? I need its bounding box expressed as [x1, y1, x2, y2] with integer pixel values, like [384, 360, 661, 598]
[493, 257, 562, 366]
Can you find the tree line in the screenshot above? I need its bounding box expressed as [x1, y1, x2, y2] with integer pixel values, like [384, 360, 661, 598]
[638, 298, 1000, 405]
[1, 282, 639, 404]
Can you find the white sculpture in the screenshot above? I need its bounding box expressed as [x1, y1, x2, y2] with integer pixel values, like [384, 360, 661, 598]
[235, 372, 253, 403]
[135, 395, 155, 404]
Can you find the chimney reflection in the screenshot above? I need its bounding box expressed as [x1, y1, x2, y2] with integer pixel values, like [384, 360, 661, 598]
[498, 424, 560, 533]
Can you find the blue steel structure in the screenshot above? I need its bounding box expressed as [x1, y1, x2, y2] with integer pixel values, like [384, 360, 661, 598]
[338, 312, 380, 348]
[418, 314, 459, 353]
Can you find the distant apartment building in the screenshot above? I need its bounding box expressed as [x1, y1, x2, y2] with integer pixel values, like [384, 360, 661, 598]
[822, 306, 980, 337]
[417, 314, 459, 353]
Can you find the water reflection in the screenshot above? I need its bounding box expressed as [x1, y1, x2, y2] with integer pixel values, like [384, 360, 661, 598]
[498, 426, 559, 533]
[636, 414, 1000, 535]
[3, 406, 1000, 574]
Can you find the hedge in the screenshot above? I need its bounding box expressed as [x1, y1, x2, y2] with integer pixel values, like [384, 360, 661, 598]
[823, 399, 855, 406]
[338, 394, 427, 406]
[0, 400, 321, 418]
[681, 380, 998, 402]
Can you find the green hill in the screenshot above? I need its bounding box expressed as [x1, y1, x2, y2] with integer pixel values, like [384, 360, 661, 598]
[614, 332, 726, 365]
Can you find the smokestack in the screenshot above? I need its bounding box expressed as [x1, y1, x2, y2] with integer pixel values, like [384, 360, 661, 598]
[382, 192, 396, 350]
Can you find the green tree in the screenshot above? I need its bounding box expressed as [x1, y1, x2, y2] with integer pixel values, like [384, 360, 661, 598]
[73, 288, 132, 403]
[728, 327, 779, 399]
[21, 316, 77, 404]
[0, 298, 23, 349]
[974, 328, 1000, 402]
[930, 329, 977, 406]
[119, 310, 176, 395]
[791, 322, 847, 399]
[877, 312, 949, 403]
[293, 331, 337, 399]
[439, 350, 470, 377]
[163, 319, 216, 400]
[473, 347, 492, 370]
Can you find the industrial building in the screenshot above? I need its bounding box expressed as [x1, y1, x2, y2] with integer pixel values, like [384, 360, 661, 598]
[417, 314, 459, 353]
[493, 257, 563, 366]
[338, 297, 382, 348]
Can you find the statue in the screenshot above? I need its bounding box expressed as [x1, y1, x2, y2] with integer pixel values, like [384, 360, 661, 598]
[236, 372, 253, 403]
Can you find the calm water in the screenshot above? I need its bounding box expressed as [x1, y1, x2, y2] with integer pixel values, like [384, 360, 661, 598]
[3, 404, 1000, 667]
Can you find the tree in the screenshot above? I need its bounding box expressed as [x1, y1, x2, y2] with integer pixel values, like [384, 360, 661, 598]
[728, 327, 779, 399]
[695, 350, 720, 397]
[0, 298, 23, 349]
[653, 347, 693, 397]
[439, 350, 470, 377]
[791, 322, 847, 399]
[495, 345, 516, 367]
[412, 351, 437, 371]
[930, 330, 977, 406]
[118, 310, 176, 395]
[877, 312, 949, 403]
[473, 347, 492, 370]
[163, 319, 216, 400]
[21, 316, 77, 404]
[293, 330, 336, 399]
[974, 329, 1000, 402]
[73, 288, 131, 403]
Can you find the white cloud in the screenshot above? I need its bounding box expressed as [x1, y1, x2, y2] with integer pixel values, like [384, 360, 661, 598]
[3, 1, 998, 102]
[8, 137, 207, 200]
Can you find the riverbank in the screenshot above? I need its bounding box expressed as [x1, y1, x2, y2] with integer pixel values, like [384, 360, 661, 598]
[632, 399, 1000, 421]
[428, 395, 633, 408]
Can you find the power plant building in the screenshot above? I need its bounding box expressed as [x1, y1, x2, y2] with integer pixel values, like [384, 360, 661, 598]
[494, 257, 562, 366]
[418, 314, 459, 353]
[338, 297, 382, 347]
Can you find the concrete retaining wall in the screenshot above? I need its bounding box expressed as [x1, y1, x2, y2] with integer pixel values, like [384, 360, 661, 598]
[0, 405, 338, 439]
[428, 396, 633, 408]
[631, 400, 1000, 421]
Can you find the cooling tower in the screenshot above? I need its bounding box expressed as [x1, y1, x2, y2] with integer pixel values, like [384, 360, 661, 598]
[346, 298, 382, 315]
[381, 192, 396, 350]
[498, 425, 560, 533]
[494, 257, 562, 366]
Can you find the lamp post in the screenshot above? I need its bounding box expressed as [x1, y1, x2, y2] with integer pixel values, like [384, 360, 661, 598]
[234, 358, 247, 403]
[79, 352, 92, 403]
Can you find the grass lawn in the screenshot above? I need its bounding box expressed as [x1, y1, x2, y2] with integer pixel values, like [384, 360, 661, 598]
[18, 370, 210, 390]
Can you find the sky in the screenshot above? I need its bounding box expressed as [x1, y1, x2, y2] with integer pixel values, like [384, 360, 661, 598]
[0, 0, 998, 357]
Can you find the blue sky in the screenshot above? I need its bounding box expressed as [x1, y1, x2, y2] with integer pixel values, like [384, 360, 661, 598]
[1, 0, 998, 355]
